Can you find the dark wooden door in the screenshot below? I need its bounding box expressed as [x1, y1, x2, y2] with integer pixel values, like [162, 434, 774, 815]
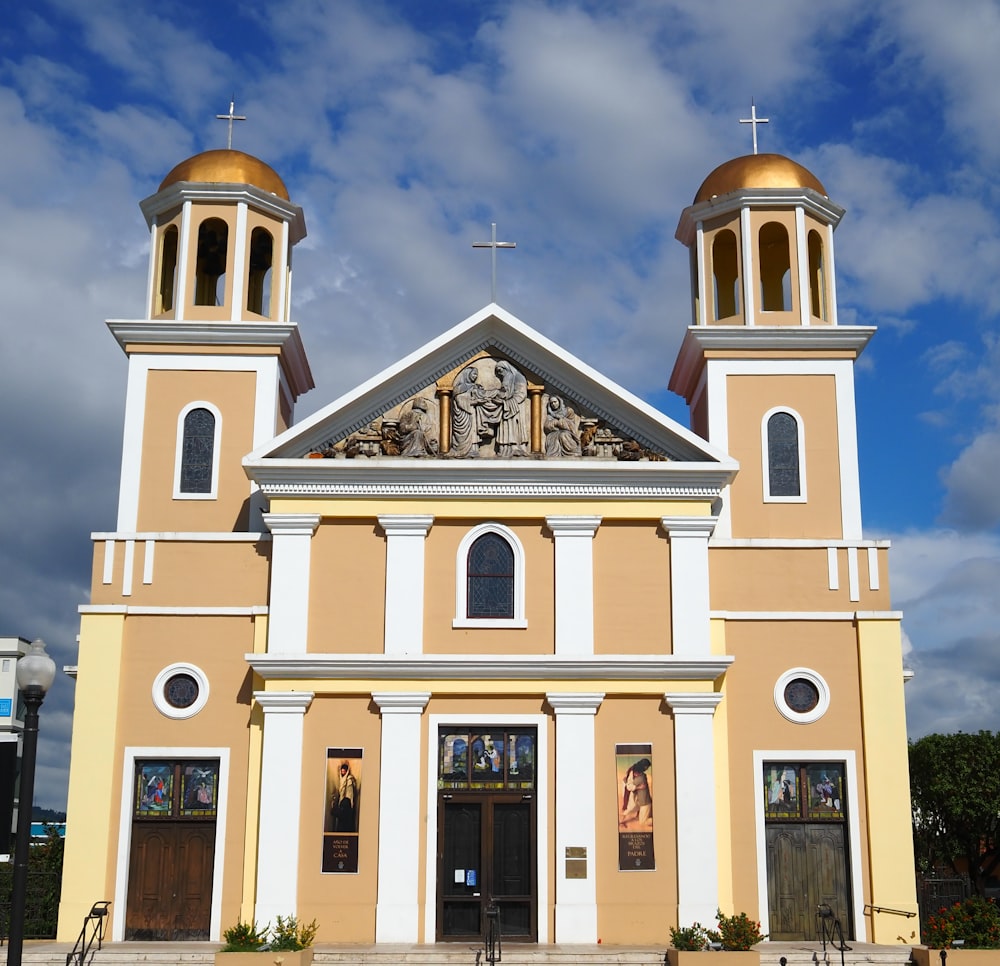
[437, 794, 535, 941]
[766, 823, 850, 940]
[125, 822, 215, 940]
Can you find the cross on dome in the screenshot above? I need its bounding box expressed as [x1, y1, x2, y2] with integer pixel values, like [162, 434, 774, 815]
[216, 96, 247, 150]
[739, 98, 769, 155]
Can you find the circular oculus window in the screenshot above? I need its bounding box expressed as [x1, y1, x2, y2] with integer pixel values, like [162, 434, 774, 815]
[774, 668, 830, 724]
[152, 663, 209, 719]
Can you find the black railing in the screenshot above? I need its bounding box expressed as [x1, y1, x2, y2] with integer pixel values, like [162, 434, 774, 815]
[817, 903, 851, 966]
[483, 899, 501, 965]
[0, 869, 62, 941]
[65, 901, 110, 966]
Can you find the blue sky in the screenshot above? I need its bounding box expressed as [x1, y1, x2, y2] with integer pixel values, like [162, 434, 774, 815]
[3, 0, 1000, 809]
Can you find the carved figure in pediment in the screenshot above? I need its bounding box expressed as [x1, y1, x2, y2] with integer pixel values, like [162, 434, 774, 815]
[492, 360, 529, 457]
[450, 365, 488, 457]
[543, 395, 582, 458]
[398, 397, 438, 457]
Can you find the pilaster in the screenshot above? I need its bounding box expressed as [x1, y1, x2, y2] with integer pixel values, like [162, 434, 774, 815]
[378, 515, 434, 655]
[661, 516, 716, 657]
[546, 516, 601, 655]
[263, 513, 320, 654]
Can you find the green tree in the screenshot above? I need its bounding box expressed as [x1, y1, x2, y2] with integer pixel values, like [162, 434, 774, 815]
[910, 731, 1000, 894]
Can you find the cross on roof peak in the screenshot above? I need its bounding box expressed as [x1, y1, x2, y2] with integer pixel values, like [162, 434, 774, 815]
[472, 222, 516, 304]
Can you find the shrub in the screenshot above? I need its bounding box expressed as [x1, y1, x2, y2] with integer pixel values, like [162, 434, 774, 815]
[923, 896, 1000, 949]
[669, 921, 709, 950]
[221, 919, 267, 952]
[270, 914, 319, 951]
[708, 908, 767, 950]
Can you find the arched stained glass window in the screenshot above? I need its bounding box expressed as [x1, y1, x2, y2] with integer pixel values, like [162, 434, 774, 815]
[467, 532, 515, 619]
[767, 411, 801, 497]
[180, 407, 215, 494]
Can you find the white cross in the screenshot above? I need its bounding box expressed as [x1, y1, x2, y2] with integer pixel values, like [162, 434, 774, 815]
[472, 222, 516, 304]
[739, 99, 769, 155]
[216, 96, 247, 150]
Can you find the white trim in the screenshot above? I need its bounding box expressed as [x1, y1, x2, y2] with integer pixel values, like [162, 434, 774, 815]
[248, 652, 734, 681]
[753, 749, 866, 942]
[548, 693, 603, 942]
[826, 222, 839, 326]
[665, 693, 724, 926]
[424, 711, 550, 944]
[795, 206, 809, 325]
[103, 539, 115, 584]
[122, 539, 135, 597]
[254, 692, 313, 925]
[117, 362, 149, 531]
[761, 407, 807, 503]
[173, 401, 222, 500]
[740, 206, 755, 327]
[263, 513, 320, 653]
[276, 220, 289, 323]
[834, 368, 863, 539]
[662, 516, 716, 656]
[773, 667, 831, 724]
[144, 220, 158, 318]
[695, 221, 708, 326]
[828, 547, 840, 591]
[175, 200, 191, 320]
[453, 522, 527, 629]
[711, 538, 889, 549]
[847, 546, 860, 602]
[373, 692, 430, 942]
[231, 202, 248, 322]
[152, 662, 210, 719]
[80, 604, 268, 616]
[867, 546, 880, 591]
[379, 515, 433, 654]
[546, 516, 601, 655]
[94, 531, 267, 542]
[142, 539, 154, 584]
[113, 746, 230, 941]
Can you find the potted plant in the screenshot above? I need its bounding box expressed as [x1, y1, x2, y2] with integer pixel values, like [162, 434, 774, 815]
[217, 915, 318, 966]
[666, 910, 763, 964]
[912, 896, 1000, 964]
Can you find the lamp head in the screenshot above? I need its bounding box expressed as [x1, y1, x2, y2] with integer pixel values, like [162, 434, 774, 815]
[16, 639, 57, 694]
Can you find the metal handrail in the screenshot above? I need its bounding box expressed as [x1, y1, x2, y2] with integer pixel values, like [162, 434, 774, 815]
[817, 903, 850, 966]
[865, 902, 917, 918]
[483, 899, 501, 965]
[65, 901, 110, 966]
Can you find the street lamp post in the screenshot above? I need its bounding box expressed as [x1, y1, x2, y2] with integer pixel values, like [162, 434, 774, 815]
[8, 639, 57, 966]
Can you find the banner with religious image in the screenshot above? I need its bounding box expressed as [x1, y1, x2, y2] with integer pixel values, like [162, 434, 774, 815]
[616, 743, 654, 870]
[323, 747, 362, 873]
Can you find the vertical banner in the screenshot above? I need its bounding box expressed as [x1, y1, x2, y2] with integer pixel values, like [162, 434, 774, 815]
[616, 743, 654, 870]
[323, 747, 363, 873]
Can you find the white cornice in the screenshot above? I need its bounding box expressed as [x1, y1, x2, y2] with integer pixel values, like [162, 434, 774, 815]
[244, 457, 736, 500]
[669, 325, 875, 399]
[246, 653, 734, 681]
[675, 187, 845, 246]
[140, 182, 306, 243]
[106, 319, 314, 398]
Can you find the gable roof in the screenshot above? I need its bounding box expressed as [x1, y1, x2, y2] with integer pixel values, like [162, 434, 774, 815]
[244, 304, 737, 499]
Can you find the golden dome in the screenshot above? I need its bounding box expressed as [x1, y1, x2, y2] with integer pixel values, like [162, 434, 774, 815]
[159, 149, 289, 200]
[694, 153, 826, 203]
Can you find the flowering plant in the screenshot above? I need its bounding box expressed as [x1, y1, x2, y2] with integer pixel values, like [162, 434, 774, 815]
[669, 921, 710, 950]
[923, 896, 1000, 949]
[707, 909, 767, 950]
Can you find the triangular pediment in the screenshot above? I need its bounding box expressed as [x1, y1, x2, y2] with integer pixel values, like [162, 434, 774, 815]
[246, 305, 733, 470]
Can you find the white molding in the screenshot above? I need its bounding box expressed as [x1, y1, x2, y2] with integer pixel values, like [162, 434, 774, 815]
[94, 531, 267, 542]
[103, 539, 115, 584]
[761, 406, 807, 503]
[254, 692, 313, 925]
[710, 538, 890, 548]
[828, 546, 840, 591]
[710, 610, 902, 622]
[547, 692, 604, 941]
[263, 513, 320, 654]
[248, 653, 734, 681]
[773, 667, 831, 724]
[231, 201, 248, 323]
[117, 362, 149, 531]
[372, 692, 429, 942]
[142, 539, 154, 584]
[175, 200, 191, 320]
[867, 547, 880, 591]
[80, 604, 268, 616]
[753, 749, 866, 942]
[151, 662, 210, 719]
[665, 693, 723, 925]
[847, 546, 860, 602]
[453, 522, 527, 629]
[122, 539, 135, 597]
[695, 221, 708, 326]
[379, 515, 433, 654]
[741, 206, 755, 327]
[662, 517, 716, 657]
[113, 746, 231, 941]
[425, 711, 549, 944]
[546, 516, 601, 655]
[826, 221, 839, 326]
[795, 206, 810, 325]
[173, 400, 223, 500]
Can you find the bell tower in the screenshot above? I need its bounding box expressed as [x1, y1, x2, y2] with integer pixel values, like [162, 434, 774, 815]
[669, 153, 874, 540]
[111, 149, 314, 533]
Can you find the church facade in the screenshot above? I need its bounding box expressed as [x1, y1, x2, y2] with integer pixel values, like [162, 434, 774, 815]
[57, 146, 918, 947]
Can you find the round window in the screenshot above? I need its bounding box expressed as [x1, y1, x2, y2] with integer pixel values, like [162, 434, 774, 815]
[783, 678, 820, 714]
[164, 673, 199, 709]
[774, 667, 830, 724]
[152, 663, 209, 719]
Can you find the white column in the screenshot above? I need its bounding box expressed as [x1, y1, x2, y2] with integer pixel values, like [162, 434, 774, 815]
[547, 692, 604, 942]
[254, 691, 314, 924]
[665, 692, 723, 927]
[378, 515, 433, 655]
[546, 516, 601, 655]
[373, 691, 431, 941]
[661, 516, 715, 657]
[263, 513, 320, 654]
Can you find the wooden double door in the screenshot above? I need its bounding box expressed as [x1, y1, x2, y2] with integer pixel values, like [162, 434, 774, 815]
[437, 793, 536, 941]
[765, 823, 851, 941]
